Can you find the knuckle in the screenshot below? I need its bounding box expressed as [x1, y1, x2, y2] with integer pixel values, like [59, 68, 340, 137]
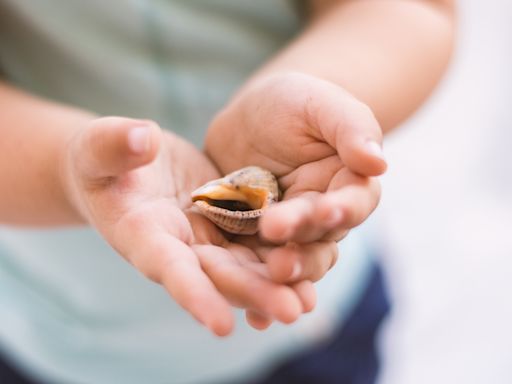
[307, 242, 338, 282]
[329, 252, 339, 271]
[324, 228, 349, 242]
[339, 204, 358, 227]
[327, 242, 339, 266]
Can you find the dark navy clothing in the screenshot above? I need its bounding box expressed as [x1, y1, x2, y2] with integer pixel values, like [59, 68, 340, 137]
[0, 356, 35, 384]
[252, 263, 390, 384]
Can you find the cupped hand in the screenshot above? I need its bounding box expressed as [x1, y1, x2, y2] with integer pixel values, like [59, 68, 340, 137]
[206, 72, 386, 286]
[61, 117, 318, 336]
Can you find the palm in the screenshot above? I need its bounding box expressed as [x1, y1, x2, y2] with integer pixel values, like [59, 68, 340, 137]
[72, 127, 310, 335]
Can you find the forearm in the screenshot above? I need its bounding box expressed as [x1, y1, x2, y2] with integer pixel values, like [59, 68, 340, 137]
[246, 0, 456, 132]
[0, 81, 91, 225]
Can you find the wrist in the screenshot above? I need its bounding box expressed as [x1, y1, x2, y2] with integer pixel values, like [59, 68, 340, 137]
[57, 114, 97, 225]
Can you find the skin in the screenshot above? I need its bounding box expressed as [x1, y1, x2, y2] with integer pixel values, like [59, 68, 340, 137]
[0, 0, 455, 335]
[64, 116, 322, 335]
[206, 0, 456, 328]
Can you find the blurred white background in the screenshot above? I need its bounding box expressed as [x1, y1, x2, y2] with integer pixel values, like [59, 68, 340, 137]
[377, 1, 512, 383]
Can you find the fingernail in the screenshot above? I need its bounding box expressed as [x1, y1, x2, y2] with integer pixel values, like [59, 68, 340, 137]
[290, 262, 302, 280]
[365, 141, 385, 160]
[128, 126, 151, 154]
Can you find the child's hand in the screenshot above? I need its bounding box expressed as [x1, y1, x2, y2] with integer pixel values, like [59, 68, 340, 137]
[206, 72, 386, 283]
[61, 117, 317, 336]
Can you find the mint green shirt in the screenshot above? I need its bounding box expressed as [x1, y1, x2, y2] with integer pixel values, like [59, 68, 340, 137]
[0, 1, 373, 383]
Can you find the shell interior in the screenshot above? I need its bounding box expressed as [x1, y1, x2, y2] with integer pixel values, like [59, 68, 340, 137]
[190, 166, 279, 235]
[191, 184, 270, 211]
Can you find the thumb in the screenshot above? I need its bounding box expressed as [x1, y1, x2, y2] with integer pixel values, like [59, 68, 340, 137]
[334, 103, 387, 176]
[310, 83, 387, 176]
[76, 116, 161, 179]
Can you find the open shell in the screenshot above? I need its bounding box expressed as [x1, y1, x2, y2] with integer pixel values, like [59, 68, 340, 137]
[191, 166, 279, 235]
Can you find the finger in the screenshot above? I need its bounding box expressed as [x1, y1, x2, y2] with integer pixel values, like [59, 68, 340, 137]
[292, 280, 317, 313]
[335, 110, 387, 177]
[321, 171, 382, 230]
[291, 174, 379, 243]
[115, 213, 234, 336]
[150, 238, 234, 336]
[321, 227, 350, 243]
[305, 82, 387, 176]
[228, 241, 317, 313]
[263, 170, 380, 243]
[76, 117, 161, 179]
[274, 197, 344, 244]
[259, 194, 317, 243]
[261, 193, 344, 244]
[246, 310, 273, 331]
[266, 241, 338, 283]
[195, 244, 303, 324]
[242, 254, 317, 314]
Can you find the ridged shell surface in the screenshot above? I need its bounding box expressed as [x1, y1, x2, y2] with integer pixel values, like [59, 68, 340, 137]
[221, 166, 279, 200]
[191, 166, 279, 235]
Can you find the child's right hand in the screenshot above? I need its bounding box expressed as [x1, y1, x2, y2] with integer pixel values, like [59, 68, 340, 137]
[60, 117, 319, 336]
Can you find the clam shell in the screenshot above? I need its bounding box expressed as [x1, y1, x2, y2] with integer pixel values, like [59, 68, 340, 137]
[191, 166, 279, 235]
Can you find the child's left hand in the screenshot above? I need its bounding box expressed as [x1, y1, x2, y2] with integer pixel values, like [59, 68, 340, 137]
[206, 72, 386, 286]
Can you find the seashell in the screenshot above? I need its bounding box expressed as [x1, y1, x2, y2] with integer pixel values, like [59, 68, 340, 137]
[191, 166, 279, 235]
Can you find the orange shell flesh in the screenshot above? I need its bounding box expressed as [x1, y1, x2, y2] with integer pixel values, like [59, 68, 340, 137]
[190, 166, 279, 235]
[191, 184, 269, 210]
